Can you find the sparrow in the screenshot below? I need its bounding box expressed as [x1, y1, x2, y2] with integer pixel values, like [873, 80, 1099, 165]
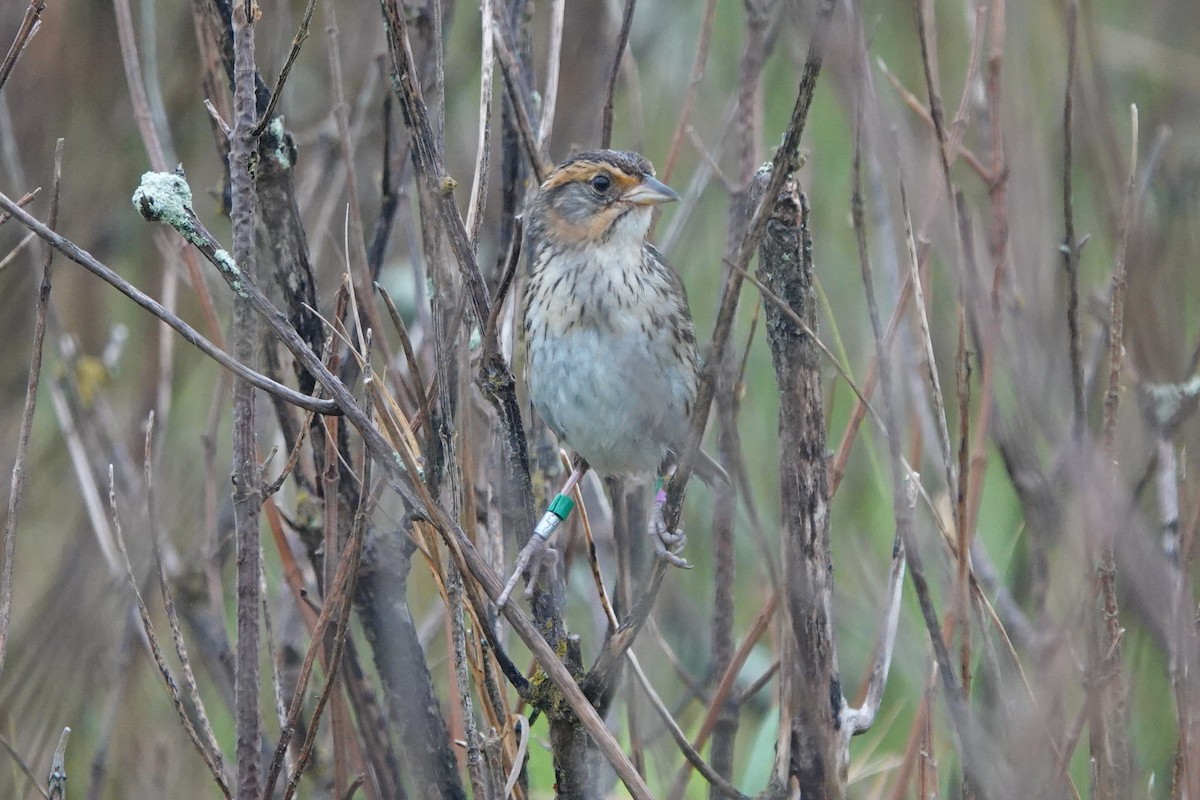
[498, 149, 721, 605]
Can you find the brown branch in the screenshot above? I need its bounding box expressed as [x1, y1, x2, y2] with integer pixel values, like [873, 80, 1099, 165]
[665, 0, 836, 529]
[1063, 0, 1086, 432]
[0, 732, 49, 800]
[228, 3, 263, 797]
[1091, 103, 1139, 800]
[853, 116, 1009, 795]
[466, 0, 496, 247]
[488, 3, 550, 182]
[668, 593, 777, 800]
[114, 0, 227, 348]
[759, 178, 843, 796]
[537, 0, 565, 150]
[0, 0, 45, 93]
[841, 534, 906, 739]
[280, 471, 377, 800]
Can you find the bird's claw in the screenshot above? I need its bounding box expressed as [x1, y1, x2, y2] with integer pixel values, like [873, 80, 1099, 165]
[648, 502, 692, 569]
[496, 537, 558, 609]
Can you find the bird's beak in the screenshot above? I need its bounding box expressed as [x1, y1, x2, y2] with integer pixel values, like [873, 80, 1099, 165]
[624, 175, 680, 206]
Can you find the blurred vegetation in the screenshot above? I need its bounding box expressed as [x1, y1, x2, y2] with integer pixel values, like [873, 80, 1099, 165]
[1, 0, 1198, 797]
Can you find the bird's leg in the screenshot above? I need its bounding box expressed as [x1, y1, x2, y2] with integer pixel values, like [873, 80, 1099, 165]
[496, 457, 589, 608]
[648, 469, 691, 569]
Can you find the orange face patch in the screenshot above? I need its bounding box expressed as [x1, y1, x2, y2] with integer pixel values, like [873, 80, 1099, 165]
[543, 202, 626, 244]
[539, 160, 643, 194]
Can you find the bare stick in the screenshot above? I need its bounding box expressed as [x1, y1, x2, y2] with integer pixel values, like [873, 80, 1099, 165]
[465, 0, 496, 247]
[661, 0, 718, 182]
[537, 0, 565, 149]
[376, 282, 431, 429]
[0, 0, 45, 93]
[489, 5, 550, 181]
[629, 652, 749, 800]
[110, 465, 233, 796]
[665, 0, 836, 529]
[252, 0, 319, 135]
[667, 593, 777, 800]
[112, 0, 171, 168]
[144, 414, 228, 780]
[228, 3, 264, 797]
[120, 0, 226, 363]
[1101, 106, 1139, 451]
[1092, 103, 1139, 799]
[600, 0, 637, 148]
[1063, 0, 1085, 432]
[841, 535, 907, 737]
[46, 727, 69, 800]
[0, 733, 48, 799]
[0, 139, 61, 680]
[0, 190, 338, 414]
[280, 472, 377, 800]
[853, 117, 1002, 793]
[449, 563, 488, 800]
[0, 187, 39, 227]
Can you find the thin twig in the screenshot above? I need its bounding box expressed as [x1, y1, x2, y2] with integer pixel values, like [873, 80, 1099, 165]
[264, 473, 376, 798]
[0, 732, 50, 799]
[1063, 0, 1085, 432]
[465, 0, 496, 248]
[252, 0, 319, 135]
[600, 0, 636, 148]
[112, 0, 170, 168]
[0, 0, 45, 93]
[665, 0, 836, 528]
[488, 5, 550, 181]
[661, 0, 718, 182]
[629, 652, 750, 800]
[281, 471, 377, 800]
[841, 535, 907, 738]
[144, 414, 228, 780]
[668, 593, 778, 800]
[537, 0, 565, 149]
[1101, 106, 1139, 452]
[110, 466, 232, 797]
[376, 282, 431, 429]
[899, 177, 959, 549]
[0, 190, 337, 414]
[0, 139, 61, 679]
[853, 114, 1002, 793]
[0, 187, 39, 228]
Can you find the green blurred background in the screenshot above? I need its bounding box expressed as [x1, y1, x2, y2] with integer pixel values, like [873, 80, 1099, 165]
[1, 0, 1198, 796]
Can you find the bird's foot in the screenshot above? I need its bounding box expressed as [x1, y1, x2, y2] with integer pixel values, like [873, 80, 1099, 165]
[649, 487, 691, 569]
[496, 492, 576, 608]
[496, 537, 559, 608]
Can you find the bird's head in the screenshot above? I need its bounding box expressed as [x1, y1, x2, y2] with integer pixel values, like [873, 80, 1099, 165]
[531, 150, 679, 248]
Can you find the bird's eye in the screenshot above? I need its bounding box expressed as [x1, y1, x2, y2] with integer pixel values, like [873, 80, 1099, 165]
[590, 174, 611, 193]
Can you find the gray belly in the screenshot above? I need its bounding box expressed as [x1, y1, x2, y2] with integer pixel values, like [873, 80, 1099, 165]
[526, 326, 695, 477]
